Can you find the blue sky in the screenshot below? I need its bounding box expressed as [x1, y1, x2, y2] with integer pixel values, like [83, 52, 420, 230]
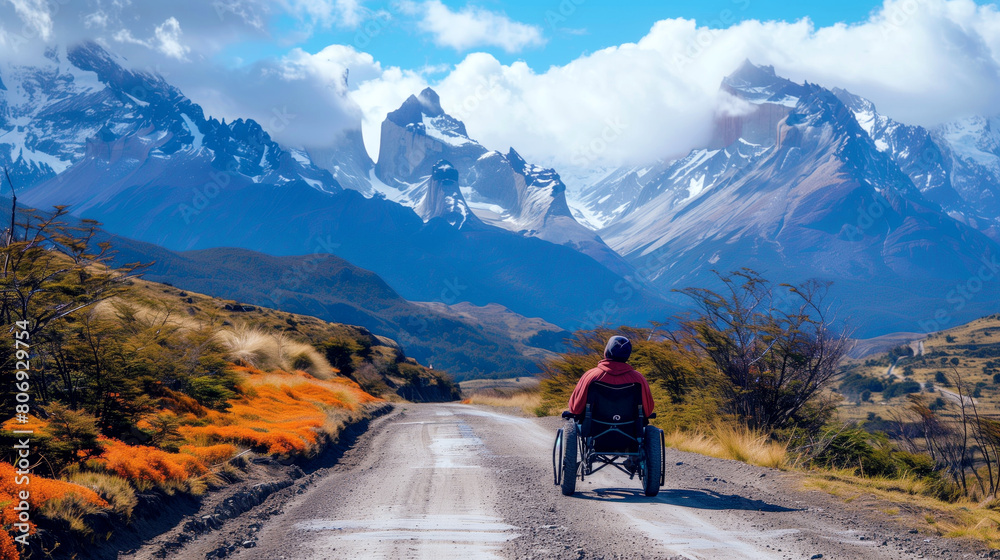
[239, 0, 928, 72]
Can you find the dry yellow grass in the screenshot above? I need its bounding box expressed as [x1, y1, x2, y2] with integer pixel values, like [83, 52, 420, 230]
[803, 469, 1000, 548]
[216, 326, 332, 377]
[664, 423, 788, 469]
[463, 390, 543, 416]
[217, 325, 282, 369]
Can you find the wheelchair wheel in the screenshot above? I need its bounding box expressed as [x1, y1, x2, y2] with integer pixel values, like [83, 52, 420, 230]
[561, 421, 578, 496]
[642, 425, 662, 497]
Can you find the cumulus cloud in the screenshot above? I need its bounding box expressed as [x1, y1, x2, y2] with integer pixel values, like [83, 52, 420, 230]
[166, 45, 370, 147]
[82, 10, 109, 30]
[401, 0, 545, 53]
[153, 17, 190, 60]
[5, 0, 53, 41]
[111, 17, 191, 60]
[347, 0, 1000, 174]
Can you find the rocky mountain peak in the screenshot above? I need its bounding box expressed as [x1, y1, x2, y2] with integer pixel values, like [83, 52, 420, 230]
[725, 59, 780, 85]
[417, 88, 444, 116]
[385, 87, 466, 136]
[431, 160, 460, 186]
[417, 159, 478, 229]
[505, 148, 527, 173]
[721, 59, 809, 106]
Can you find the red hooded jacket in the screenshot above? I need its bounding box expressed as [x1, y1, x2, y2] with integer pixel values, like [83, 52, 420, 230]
[567, 360, 655, 416]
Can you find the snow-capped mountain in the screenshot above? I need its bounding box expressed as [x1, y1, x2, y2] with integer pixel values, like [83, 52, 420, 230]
[933, 116, 1000, 238]
[597, 62, 1000, 336]
[570, 61, 800, 228]
[0, 45, 143, 190]
[6, 42, 341, 222]
[5, 42, 669, 331]
[369, 88, 633, 276]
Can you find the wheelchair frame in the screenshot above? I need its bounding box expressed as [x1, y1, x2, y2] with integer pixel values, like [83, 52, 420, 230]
[552, 385, 666, 496]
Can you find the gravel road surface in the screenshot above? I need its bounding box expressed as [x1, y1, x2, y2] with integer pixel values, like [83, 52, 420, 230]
[131, 404, 987, 559]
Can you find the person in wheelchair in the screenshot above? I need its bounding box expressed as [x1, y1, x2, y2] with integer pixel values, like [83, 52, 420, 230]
[555, 335, 663, 496]
[567, 335, 654, 421]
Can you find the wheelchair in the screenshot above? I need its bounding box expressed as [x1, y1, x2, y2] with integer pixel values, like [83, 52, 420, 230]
[552, 381, 666, 497]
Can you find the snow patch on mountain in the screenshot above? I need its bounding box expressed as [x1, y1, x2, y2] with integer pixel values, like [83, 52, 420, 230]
[179, 113, 203, 152]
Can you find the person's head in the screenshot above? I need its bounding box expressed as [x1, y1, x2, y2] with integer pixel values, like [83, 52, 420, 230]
[604, 336, 632, 363]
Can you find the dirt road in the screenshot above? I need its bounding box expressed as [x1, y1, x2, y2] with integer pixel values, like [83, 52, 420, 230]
[139, 404, 983, 559]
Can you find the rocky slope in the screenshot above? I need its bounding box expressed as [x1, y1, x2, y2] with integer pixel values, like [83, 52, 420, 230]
[593, 62, 1000, 336]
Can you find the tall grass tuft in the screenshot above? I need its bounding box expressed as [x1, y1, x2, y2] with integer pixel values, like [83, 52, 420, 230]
[664, 423, 787, 469]
[277, 336, 334, 378]
[217, 325, 280, 369]
[217, 327, 333, 376]
[67, 471, 137, 518]
[38, 493, 104, 534]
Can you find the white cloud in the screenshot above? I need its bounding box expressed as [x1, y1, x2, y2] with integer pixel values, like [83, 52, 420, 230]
[109, 17, 191, 61]
[353, 65, 428, 157]
[5, 0, 53, 41]
[154, 17, 190, 60]
[402, 0, 545, 53]
[344, 0, 1000, 174]
[83, 11, 109, 30]
[112, 28, 148, 48]
[281, 0, 372, 28]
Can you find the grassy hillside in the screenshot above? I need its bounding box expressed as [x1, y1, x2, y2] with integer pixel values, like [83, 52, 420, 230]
[836, 314, 1000, 423]
[112, 277, 461, 402]
[0, 207, 457, 557]
[105, 236, 560, 380]
[415, 301, 570, 364]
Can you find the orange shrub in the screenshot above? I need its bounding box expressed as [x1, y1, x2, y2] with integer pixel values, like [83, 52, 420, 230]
[97, 440, 206, 483]
[0, 462, 108, 509]
[177, 369, 380, 456]
[228, 364, 267, 376]
[0, 530, 17, 560]
[179, 444, 237, 465]
[0, 415, 48, 435]
[0, 461, 109, 560]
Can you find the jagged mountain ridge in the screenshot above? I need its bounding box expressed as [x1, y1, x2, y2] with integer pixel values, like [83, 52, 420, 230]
[8, 42, 671, 336]
[596, 62, 1000, 336]
[368, 87, 634, 277]
[578, 61, 1000, 242]
[1, 43, 340, 208]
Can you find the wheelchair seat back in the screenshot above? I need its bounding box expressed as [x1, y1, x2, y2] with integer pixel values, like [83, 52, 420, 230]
[581, 381, 644, 453]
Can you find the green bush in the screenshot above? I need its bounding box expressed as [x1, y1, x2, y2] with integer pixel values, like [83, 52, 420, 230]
[883, 380, 921, 399]
[187, 373, 238, 410]
[808, 426, 942, 483]
[811, 428, 896, 477]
